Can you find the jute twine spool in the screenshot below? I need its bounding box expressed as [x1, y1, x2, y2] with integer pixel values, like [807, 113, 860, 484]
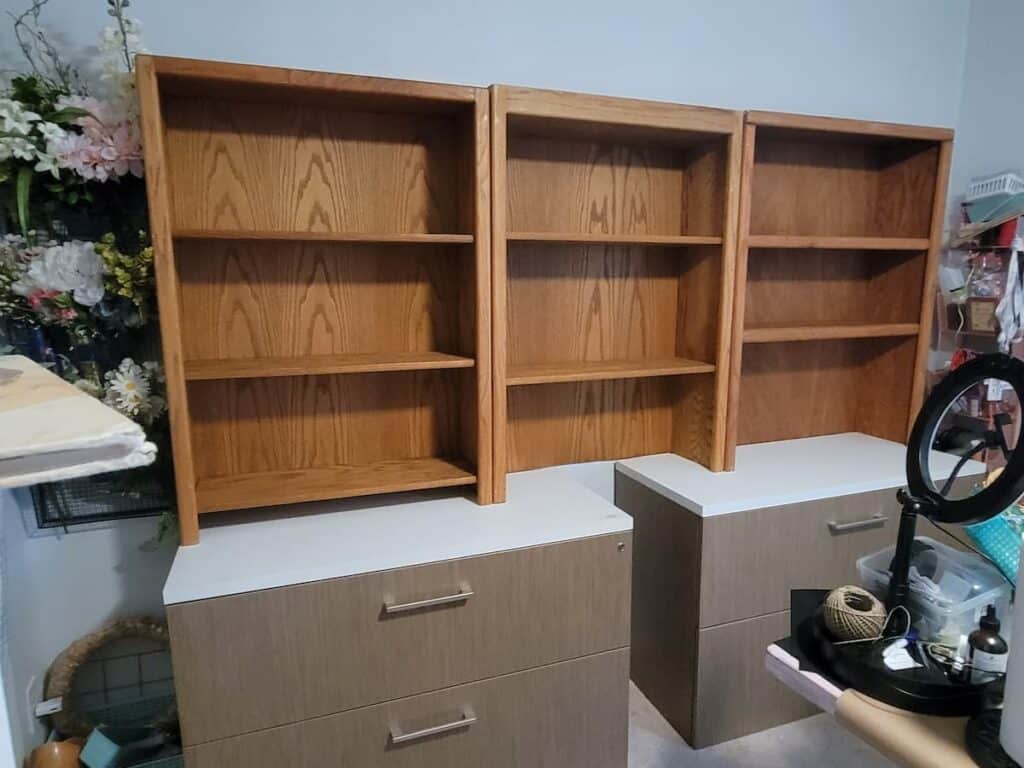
[823, 585, 886, 641]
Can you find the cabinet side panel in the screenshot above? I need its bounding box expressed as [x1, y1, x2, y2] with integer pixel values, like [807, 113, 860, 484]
[136, 57, 200, 544]
[615, 472, 700, 743]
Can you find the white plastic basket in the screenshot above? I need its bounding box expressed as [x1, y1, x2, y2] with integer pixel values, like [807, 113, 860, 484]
[967, 171, 1024, 202]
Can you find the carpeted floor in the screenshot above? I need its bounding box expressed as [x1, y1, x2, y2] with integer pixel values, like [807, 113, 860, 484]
[629, 683, 897, 768]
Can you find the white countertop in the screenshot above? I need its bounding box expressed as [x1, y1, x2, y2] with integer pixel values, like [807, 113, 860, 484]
[163, 461, 630, 605]
[616, 433, 987, 518]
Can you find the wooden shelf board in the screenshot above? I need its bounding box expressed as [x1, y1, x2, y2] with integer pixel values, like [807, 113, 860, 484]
[507, 232, 722, 246]
[507, 358, 716, 386]
[743, 323, 921, 344]
[184, 352, 475, 381]
[747, 235, 930, 251]
[196, 457, 477, 513]
[173, 229, 474, 244]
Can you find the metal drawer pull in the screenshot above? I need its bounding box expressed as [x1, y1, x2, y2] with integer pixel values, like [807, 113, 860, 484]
[390, 708, 477, 745]
[828, 514, 886, 534]
[383, 584, 473, 615]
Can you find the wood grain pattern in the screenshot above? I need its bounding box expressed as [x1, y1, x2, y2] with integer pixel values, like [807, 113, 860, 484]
[746, 110, 954, 142]
[744, 249, 926, 328]
[747, 235, 930, 250]
[507, 244, 691, 366]
[615, 472, 701, 744]
[749, 137, 938, 238]
[464, 89, 494, 502]
[742, 323, 920, 343]
[164, 97, 465, 235]
[186, 649, 630, 768]
[507, 358, 714, 386]
[909, 139, 954, 438]
[727, 112, 951, 455]
[143, 60, 495, 527]
[737, 337, 916, 445]
[184, 352, 475, 381]
[492, 86, 741, 489]
[151, 55, 478, 108]
[694, 611, 819, 747]
[176, 240, 465, 362]
[489, 85, 510, 502]
[136, 56, 200, 545]
[196, 457, 476, 513]
[707, 132, 741, 471]
[724, 124, 757, 470]
[168, 533, 632, 744]
[507, 376, 715, 471]
[174, 230, 474, 243]
[502, 85, 739, 136]
[507, 232, 722, 245]
[187, 370, 461, 481]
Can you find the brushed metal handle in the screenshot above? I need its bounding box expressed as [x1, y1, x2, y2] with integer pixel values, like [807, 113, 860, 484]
[383, 584, 473, 615]
[389, 707, 477, 745]
[828, 514, 886, 534]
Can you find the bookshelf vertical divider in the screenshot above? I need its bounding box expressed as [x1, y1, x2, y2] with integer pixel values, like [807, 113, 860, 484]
[491, 86, 743, 500]
[139, 56, 493, 544]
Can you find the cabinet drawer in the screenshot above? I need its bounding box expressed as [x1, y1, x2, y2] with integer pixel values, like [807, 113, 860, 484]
[186, 649, 629, 768]
[168, 533, 631, 745]
[694, 611, 818, 748]
[699, 488, 897, 626]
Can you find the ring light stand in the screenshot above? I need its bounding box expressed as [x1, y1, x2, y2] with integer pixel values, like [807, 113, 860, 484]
[798, 354, 1024, 724]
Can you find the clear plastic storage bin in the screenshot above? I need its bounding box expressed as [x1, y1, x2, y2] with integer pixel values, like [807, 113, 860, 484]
[857, 536, 1012, 644]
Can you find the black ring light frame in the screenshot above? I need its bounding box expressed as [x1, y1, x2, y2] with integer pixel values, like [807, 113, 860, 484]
[891, 353, 1024, 614]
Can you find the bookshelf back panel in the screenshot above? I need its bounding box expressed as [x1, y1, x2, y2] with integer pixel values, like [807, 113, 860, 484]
[507, 373, 715, 470]
[744, 249, 926, 328]
[749, 137, 939, 238]
[176, 240, 467, 361]
[188, 370, 462, 479]
[506, 133, 726, 237]
[737, 337, 916, 445]
[507, 244, 681, 366]
[163, 97, 468, 234]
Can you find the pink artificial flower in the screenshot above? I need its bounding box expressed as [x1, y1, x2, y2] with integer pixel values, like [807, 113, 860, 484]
[27, 289, 59, 308]
[49, 96, 144, 182]
[59, 307, 78, 322]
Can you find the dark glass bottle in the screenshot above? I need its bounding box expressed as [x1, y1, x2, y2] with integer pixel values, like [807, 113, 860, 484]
[969, 604, 1009, 683]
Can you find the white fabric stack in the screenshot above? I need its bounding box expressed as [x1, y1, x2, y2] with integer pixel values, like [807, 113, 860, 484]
[0, 355, 156, 489]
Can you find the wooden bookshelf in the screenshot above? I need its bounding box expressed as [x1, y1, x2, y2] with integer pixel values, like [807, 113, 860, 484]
[725, 111, 954, 468]
[491, 86, 743, 500]
[138, 56, 493, 544]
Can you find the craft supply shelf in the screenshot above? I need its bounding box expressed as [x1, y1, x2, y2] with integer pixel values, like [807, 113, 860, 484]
[490, 86, 743, 499]
[726, 112, 953, 465]
[139, 56, 493, 544]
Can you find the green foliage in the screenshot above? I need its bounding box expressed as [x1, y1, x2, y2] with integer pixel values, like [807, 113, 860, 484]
[96, 232, 155, 320]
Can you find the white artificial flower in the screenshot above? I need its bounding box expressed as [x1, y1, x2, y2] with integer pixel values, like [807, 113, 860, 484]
[104, 358, 150, 417]
[0, 98, 40, 135]
[18, 240, 106, 306]
[142, 360, 165, 385]
[36, 121, 66, 142]
[34, 152, 60, 179]
[0, 136, 36, 161]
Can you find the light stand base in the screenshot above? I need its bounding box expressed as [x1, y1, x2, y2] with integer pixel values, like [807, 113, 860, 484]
[967, 710, 1021, 768]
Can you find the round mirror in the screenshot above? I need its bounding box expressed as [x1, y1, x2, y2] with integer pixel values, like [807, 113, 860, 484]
[908, 354, 1024, 523]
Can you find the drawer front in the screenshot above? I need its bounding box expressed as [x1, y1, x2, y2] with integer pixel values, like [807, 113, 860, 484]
[699, 488, 898, 626]
[168, 533, 632, 744]
[186, 649, 629, 768]
[693, 611, 818, 748]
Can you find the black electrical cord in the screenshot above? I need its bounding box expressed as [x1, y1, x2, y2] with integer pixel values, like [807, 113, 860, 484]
[940, 439, 989, 497]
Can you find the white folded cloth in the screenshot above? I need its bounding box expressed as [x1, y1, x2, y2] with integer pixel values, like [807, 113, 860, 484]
[0, 355, 156, 489]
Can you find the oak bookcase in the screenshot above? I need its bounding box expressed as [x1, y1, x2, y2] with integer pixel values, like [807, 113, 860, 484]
[490, 86, 743, 500]
[138, 56, 493, 544]
[725, 111, 954, 468]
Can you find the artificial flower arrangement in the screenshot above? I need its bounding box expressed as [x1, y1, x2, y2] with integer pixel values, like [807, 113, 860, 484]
[0, 0, 175, 534]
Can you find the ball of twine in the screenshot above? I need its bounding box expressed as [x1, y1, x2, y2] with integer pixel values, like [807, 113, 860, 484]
[823, 585, 886, 641]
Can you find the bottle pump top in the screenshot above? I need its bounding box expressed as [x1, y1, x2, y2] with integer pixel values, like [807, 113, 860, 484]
[980, 604, 1001, 633]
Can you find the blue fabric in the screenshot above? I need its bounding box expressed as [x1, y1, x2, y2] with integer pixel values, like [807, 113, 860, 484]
[966, 514, 1021, 585]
